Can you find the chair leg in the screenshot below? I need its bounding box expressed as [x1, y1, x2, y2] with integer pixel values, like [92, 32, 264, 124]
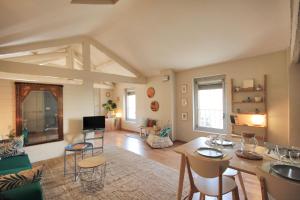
[188, 191, 194, 200]
[199, 193, 205, 200]
[232, 187, 240, 200]
[237, 172, 247, 200]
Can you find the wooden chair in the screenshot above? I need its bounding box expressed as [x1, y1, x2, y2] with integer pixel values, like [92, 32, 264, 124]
[186, 152, 240, 200]
[256, 164, 300, 200]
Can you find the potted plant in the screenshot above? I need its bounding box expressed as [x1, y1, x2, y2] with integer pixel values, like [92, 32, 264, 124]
[102, 99, 117, 118]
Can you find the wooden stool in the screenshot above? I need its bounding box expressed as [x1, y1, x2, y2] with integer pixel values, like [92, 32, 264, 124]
[78, 156, 106, 193]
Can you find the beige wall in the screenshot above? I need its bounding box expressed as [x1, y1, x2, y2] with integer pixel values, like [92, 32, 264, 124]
[114, 75, 173, 133]
[0, 80, 15, 135]
[0, 80, 97, 162]
[176, 51, 289, 145]
[289, 64, 300, 147]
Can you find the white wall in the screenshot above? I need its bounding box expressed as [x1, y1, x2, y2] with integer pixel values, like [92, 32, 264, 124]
[0, 80, 97, 162]
[176, 51, 289, 145]
[114, 74, 174, 134]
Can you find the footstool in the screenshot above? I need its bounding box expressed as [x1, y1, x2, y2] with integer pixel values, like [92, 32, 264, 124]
[78, 156, 106, 193]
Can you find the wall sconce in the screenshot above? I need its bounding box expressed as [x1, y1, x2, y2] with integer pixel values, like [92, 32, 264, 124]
[250, 114, 266, 126]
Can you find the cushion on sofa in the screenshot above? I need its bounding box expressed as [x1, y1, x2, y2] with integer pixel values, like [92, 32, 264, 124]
[0, 181, 43, 200]
[0, 155, 31, 176]
[0, 165, 44, 192]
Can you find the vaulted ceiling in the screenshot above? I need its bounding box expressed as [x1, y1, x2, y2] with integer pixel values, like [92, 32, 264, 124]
[0, 0, 291, 76]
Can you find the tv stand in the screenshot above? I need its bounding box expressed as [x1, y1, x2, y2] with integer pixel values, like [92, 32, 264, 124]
[83, 129, 104, 152]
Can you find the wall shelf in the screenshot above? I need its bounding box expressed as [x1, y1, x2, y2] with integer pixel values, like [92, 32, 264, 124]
[230, 74, 268, 141]
[232, 101, 264, 104]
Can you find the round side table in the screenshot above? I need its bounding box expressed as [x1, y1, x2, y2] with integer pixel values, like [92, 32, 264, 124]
[78, 156, 106, 193]
[64, 142, 93, 181]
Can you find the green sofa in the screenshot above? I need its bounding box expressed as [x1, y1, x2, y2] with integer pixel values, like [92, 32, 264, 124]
[0, 154, 43, 200]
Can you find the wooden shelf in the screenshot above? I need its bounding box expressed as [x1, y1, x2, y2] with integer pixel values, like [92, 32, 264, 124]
[233, 112, 266, 115]
[233, 88, 264, 93]
[232, 101, 264, 104]
[232, 124, 266, 128]
[230, 74, 268, 141]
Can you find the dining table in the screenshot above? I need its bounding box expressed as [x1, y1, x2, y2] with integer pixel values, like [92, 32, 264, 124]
[174, 136, 270, 200]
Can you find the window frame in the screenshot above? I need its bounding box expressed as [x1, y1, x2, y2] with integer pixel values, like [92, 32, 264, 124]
[193, 75, 226, 134]
[125, 89, 136, 122]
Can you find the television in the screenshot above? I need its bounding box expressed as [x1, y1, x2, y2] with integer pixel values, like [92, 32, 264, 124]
[83, 116, 105, 130]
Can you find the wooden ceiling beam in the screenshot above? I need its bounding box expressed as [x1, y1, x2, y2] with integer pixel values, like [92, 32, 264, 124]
[0, 60, 146, 84]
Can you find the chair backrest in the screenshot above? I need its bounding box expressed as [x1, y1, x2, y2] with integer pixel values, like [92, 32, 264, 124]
[256, 164, 300, 200]
[186, 152, 230, 178]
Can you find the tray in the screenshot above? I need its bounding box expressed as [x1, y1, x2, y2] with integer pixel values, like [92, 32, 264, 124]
[271, 164, 300, 182]
[197, 147, 224, 158]
[235, 150, 263, 160]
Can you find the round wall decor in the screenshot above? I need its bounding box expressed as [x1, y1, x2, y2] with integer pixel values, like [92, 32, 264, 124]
[147, 87, 155, 98]
[150, 101, 159, 112]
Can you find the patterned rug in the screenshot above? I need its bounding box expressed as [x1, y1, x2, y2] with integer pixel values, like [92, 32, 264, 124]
[38, 145, 189, 200]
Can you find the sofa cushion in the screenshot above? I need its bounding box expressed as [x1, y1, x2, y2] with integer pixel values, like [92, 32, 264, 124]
[0, 165, 43, 192]
[0, 155, 31, 176]
[0, 181, 43, 200]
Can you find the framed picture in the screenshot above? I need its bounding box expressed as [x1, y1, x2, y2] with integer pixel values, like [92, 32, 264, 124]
[242, 79, 254, 89]
[181, 98, 187, 106]
[181, 112, 188, 120]
[181, 84, 187, 94]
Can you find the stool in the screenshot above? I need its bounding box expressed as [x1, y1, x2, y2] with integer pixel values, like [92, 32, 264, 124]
[78, 156, 106, 193]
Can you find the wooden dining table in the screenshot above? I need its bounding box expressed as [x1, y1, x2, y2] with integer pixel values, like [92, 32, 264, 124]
[174, 136, 270, 200]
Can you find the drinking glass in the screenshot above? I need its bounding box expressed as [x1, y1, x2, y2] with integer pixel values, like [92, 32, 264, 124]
[275, 145, 285, 163]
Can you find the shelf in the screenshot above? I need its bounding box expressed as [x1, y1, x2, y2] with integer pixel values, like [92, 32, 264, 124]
[233, 112, 266, 115]
[232, 124, 266, 128]
[232, 101, 264, 104]
[232, 88, 264, 93]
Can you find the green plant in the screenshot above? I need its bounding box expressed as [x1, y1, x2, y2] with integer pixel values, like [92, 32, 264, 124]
[102, 99, 117, 112]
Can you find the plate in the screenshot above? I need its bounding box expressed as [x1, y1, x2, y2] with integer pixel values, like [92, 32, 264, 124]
[271, 164, 300, 182]
[197, 147, 224, 158]
[214, 139, 234, 146]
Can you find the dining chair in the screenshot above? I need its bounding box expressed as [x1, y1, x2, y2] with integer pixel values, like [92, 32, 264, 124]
[185, 152, 240, 200]
[256, 164, 300, 200]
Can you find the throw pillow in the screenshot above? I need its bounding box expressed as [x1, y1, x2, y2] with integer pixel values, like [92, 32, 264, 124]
[0, 143, 18, 160]
[159, 128, 171, 137]
[12, 135, 24, 150]
[0, 165, 44, 192]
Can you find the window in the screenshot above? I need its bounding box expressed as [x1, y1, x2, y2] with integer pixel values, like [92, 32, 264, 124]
[193, 75, 226, 133]
[125, 89, 136, 121]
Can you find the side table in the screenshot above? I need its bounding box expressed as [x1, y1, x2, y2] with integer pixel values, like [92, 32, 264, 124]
[64, 142, 93, 181]
[78, 156, 106, 193]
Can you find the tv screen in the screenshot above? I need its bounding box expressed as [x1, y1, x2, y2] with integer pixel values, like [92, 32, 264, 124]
[83, 116, 105, 130]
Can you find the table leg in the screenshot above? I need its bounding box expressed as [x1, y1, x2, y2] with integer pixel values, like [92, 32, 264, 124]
[74, 152, 77, 181]
[177, 153, 186, 200]
[64, 150, 66, 176]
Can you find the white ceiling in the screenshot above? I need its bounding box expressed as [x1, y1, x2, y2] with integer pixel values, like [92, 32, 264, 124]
[0, 0, 291, 76]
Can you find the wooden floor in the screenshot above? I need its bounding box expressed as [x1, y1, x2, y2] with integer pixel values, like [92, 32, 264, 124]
[104, 130, 261, 200]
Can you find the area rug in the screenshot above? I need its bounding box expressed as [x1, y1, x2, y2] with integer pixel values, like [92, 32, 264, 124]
[40, 145, 189, 200]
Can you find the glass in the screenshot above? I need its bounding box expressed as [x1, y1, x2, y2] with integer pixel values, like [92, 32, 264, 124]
[275, 145, 285, 163]
[22, 91, 58, 145]
[241, 133, 258, 152]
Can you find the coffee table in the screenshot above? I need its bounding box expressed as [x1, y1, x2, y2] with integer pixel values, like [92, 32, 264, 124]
[64, 142, 93, 181]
